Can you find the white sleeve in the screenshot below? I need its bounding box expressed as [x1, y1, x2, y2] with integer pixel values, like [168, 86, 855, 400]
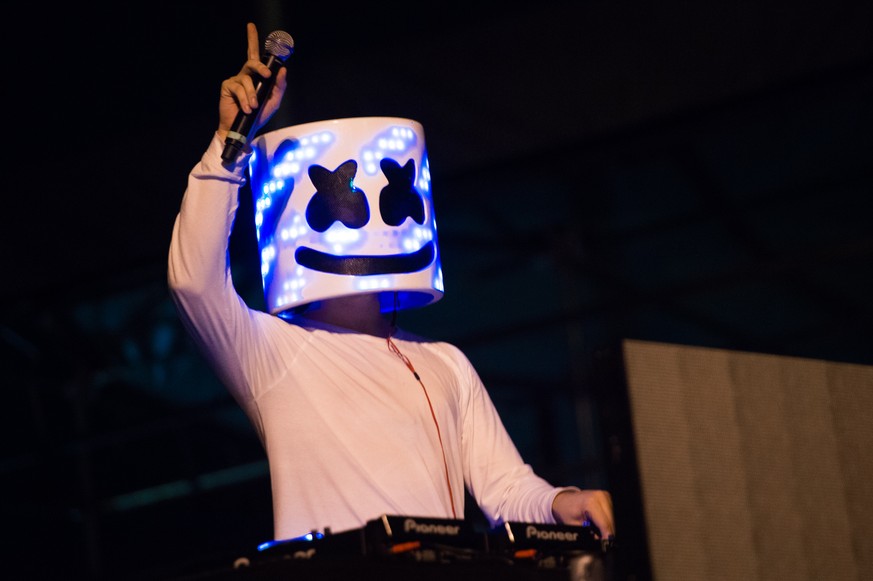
[166, 133, 289, 431]
[456, 347, 573, 525]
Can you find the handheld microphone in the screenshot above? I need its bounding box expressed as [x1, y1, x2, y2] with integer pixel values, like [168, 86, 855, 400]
[221, 30, 295, 163]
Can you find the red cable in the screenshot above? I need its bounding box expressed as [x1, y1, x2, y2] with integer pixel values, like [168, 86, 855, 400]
[386, 334, 458, 519]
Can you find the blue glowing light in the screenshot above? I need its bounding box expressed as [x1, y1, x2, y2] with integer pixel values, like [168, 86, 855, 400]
[257, 530, 325, 552]
[360, 126, 418, 176]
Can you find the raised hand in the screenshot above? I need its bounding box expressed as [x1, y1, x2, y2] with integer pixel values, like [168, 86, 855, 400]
[218, 22, 288, 143]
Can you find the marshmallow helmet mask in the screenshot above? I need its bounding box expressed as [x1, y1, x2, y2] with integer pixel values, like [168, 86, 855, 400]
[248, 117, 444, 317]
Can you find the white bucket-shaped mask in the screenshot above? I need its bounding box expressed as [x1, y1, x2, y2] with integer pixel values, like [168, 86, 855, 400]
[249, 117, 444, 316]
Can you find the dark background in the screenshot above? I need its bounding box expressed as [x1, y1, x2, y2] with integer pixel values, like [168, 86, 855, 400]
[3, 1, 872, 579]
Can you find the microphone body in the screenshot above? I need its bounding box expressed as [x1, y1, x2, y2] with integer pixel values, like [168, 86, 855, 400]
[222, 30, 294, 163]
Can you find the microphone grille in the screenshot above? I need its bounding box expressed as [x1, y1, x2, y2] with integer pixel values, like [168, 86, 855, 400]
[265, 30, 295, 61]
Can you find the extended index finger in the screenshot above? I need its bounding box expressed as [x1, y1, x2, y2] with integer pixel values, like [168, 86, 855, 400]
[246, 22, 260, 61]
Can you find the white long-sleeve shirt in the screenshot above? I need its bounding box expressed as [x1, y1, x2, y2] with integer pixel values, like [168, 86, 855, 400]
[167, 134, 568, 541]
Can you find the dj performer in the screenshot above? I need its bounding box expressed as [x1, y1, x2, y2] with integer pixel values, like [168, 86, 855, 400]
[167, 22, 615, 544]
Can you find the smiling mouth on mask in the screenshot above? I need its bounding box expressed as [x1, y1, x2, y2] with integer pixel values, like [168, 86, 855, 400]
[295, 241, 436, 276]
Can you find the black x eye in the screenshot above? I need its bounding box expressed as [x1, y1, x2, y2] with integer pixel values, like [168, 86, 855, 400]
[379, 158, 425, 226]
[306, 160, 370, 232]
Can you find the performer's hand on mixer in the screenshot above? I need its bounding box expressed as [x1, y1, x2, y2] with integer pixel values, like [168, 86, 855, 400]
[551, 488, 615, 545]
